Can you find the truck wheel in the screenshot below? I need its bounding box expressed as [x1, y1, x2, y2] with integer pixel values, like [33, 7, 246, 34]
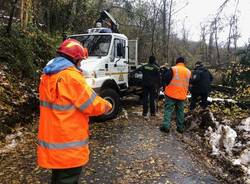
[96, 89, 121, 121]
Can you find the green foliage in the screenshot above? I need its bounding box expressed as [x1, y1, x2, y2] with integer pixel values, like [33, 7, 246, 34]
[237, 43, 250, 66]
[222, 44, 250, 89]
[221, 62, 250, 103]
[0, 26, 58, 79]
[39, 0, 98, 34]
[220, 44, 250, 103]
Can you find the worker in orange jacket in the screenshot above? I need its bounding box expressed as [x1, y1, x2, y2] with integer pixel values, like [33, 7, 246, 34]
[37, 39, 112, 183]
[160, 57, 191, 133]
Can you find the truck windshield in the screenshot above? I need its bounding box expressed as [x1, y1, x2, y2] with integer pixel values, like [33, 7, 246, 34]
[68, 35, 112, 56]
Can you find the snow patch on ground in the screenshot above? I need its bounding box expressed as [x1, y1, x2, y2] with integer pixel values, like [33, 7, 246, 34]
[210, 112, 220, 127]
[207, 97, 237, 103]
[186, 95, 237, 103]
[205, 116, 250, 181]
[205, 124, 237, 155]
[238, 117, 250, 132]
[233, 148, 250, 166]
[0, 131, 22, 153]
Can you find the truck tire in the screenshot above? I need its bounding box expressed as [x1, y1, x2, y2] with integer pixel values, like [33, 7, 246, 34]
[95, 89, 121, 121]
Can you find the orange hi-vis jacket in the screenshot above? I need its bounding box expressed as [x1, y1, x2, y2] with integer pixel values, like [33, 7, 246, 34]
[165, 63, 191, 100]
[38, 63, 112, 169]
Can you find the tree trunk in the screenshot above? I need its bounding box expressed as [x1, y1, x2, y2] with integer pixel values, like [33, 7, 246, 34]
[150, 2, 158, 55]
[20, 0, 32, 30]
[213, 19, 220, 65]
[227, 16, 233, 61]
[200, 25, 207, 63]
[20, 0, 24, 27]
[162, 0, 167, 61]
[6, 0, 18, 34]
[45, 0, 52, 34]
[208, 32, 214, 65]
[150, 21, 155, 54]
[214, 29, 220, 65]
[232, 16, 238, 62]
[166, 0, 173, 64]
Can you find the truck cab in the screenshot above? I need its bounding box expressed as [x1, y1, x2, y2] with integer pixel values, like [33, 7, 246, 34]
[68, 30, 140, 120]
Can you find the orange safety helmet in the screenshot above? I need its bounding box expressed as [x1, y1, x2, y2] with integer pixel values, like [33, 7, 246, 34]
[57, 39, 88, 61]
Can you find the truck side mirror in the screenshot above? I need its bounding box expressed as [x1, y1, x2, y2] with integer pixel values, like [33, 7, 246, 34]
[117, 43, 125, 57]
[105, 63, 108, 69]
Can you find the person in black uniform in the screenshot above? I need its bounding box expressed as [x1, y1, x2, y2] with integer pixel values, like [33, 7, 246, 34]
[189, 61, 213, 110]
[133, 56, 160, 117]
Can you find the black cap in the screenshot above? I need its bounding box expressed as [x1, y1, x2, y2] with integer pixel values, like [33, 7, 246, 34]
[176, 57, 185, 64]
[149, 55, 156, 64]
[195, 61, 203, 67]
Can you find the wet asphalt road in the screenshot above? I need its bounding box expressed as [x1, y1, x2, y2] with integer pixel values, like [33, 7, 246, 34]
[80, 100, 220, 184]
[0, 98, 220, 184]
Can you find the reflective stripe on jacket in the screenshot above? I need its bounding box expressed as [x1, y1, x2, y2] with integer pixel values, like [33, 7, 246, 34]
[38, 66, 112, 169]
[164, 63, 191, 100]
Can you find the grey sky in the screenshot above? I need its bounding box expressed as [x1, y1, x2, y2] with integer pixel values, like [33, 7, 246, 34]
[174, 0, 250, 46]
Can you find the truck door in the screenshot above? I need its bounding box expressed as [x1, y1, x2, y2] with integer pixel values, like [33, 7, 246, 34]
[109, 38, 128, 88]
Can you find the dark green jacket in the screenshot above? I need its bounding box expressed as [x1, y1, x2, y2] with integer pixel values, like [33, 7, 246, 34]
[190, 66, 213, 93]
[136, 63, 160, 88]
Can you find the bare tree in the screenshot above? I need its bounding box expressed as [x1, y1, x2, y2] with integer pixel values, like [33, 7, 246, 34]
[150, 0, 160, 54]
[161, 0, 188, 64]
[227, 0, 239, 61]
[132, 1, 149, 38]
[20, 0, 32, 30]
[6, 0, 18, 34]
[161, 0, 173, 64]
[207, 30, 214, 65]
[217, 0, 234, 15]
[161, 0, 167, 61]
[232, 15, 240, 60]
[166, 0, 173, 63]
[209, 17, 224, 65]
[181, 19, 189, 50]
[213, 18, 221, 65]
[227, 16, 233, 56]
[199, 24, 208, 63]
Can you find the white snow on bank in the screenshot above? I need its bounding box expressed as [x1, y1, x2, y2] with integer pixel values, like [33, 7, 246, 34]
[209, 112, 219, 127]
[206, 124, 237, 155]
[186, 94, 237, 103]
[223, 126, 237, 154]
[207, 97, 236, 103]
[233, 148, 250, 166]
[238, 117, 250, 132]
[233, 117, 250, 180]
[205, 116, 250, 180]
[206, 127, 221, 155]
[233, 148, 250, 181]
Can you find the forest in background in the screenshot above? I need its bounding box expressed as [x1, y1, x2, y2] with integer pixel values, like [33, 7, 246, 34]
[0, 0, 249, 98]
[1, 0, 250, 66]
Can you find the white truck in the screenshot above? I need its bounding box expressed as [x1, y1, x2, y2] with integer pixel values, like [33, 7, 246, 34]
[68, 11, 143, 120]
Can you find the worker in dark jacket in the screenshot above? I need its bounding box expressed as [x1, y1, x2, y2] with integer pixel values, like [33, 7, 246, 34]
[189, 61, 213, 110]
[133, 56, 160, 117]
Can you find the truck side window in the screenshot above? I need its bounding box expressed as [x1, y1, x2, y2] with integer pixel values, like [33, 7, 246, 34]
[114, 39, 125, 59]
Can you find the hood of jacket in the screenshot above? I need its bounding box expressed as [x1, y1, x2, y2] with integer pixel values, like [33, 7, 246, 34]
[43, 56, 75, 74]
